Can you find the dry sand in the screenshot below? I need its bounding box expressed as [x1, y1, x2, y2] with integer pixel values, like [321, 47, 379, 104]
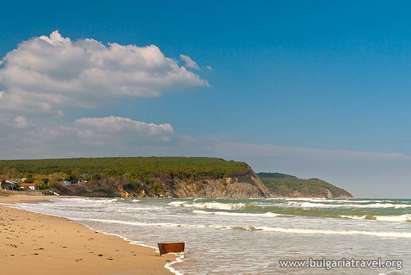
[0, 194, 174, 275]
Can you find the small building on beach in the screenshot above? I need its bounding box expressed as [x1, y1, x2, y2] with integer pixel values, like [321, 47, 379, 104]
[0, 180, 18, 190]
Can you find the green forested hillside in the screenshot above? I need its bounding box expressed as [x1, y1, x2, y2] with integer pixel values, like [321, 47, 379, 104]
[0, 157, 250, 180]
[0, 157, 264, 198]
[258, 172, 352, 198]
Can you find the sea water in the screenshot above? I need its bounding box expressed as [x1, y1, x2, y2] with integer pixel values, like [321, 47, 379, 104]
[14, 197, 411, 274]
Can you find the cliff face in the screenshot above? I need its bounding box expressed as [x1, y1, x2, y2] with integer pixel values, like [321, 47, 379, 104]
[46, 170, 354, 199]
[55, 169, 271, 199]
[258, 172, 352, 199]
[170, 173, 270, 198]
[0, 157, 270, 199]
[0, 157, 352, 199]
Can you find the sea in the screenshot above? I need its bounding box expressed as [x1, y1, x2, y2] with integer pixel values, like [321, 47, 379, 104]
[13, 197, 411, 275]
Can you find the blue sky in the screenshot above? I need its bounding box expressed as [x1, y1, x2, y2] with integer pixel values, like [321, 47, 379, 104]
[2, 1, 411, 197]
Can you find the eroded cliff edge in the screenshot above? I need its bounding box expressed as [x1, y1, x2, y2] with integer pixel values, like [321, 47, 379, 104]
[0, 157, 270, 199]
[55, 168, 270, 199]
[0, 157, 351, 199]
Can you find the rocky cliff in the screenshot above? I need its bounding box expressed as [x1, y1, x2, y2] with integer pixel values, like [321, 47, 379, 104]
[0, 157, 271, 199]
[55, 169, 270, 199]
[167, 172, 269, 198]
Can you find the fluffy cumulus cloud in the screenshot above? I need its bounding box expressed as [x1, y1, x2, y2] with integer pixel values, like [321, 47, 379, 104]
[0, 31, 207, 115]
[0, 31, 206, 156]
[72, 116, 174, 143]
[0, 117, 173, 158]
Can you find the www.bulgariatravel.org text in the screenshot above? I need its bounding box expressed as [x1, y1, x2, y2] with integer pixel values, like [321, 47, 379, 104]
[279, 257, 403, 270]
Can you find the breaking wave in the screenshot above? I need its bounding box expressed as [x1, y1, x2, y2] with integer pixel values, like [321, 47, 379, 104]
[192, 210, 283, 218]
[168, 201, 245, 210]
[341, 214, 411, 222]
[74, 218, 411, 239]
[266, 201, 411, 209]
[165, 198, 411, 223]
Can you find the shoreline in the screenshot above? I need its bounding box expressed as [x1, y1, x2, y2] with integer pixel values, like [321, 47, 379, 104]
[69, 220, 184, 275]
[0, 194, 176, 275]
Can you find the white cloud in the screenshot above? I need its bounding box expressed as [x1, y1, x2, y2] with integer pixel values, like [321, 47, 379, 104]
[0, 116, 175, 157]
[72, 116, 173, 143]
[0, 31, 207, 159]
[180, 54, 199, 70]
[0, 31, 207, 115]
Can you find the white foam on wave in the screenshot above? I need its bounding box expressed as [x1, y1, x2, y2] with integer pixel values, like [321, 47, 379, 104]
[192, 210, 283, 218]
[340, 214, 411, 222]
[253, 226, 411, 239]
[375, 214, 411, 222]
[117, 206, 162, 212]
[189, 202, 245, 210]
[192, 210, 213, 215]
[76, 218, 242, 231]
[279, 197, 337, 201]
[76, 218, 411, 239]
[168, 201, 186, 207]
[65, 196, 409, 212]
[340, 215, 368, 220]
[76, 218, 229, 231]
[276, 201, 411, 209]
[278, 198, 392, 203]
[168, 201, 245, 211]
[77, 218, 206, 228]
[58, 197, 118, 203]
[164, 253, 184, 275]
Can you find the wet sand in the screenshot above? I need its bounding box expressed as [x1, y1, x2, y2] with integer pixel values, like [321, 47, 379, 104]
[0, 194, 174, 275]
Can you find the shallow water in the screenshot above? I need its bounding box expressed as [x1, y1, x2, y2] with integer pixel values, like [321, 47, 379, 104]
[15, 197, 411, 274]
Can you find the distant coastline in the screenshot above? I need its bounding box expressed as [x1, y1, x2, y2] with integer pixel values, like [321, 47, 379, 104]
[258, 172, 352, 199]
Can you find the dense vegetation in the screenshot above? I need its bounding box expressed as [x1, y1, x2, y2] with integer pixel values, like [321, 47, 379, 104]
[258, 172, 352, 198]
[0, 157, 259, 197]
[0, 157, 250, 182]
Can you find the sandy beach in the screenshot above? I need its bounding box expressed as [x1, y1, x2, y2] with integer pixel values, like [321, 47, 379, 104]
[0, 194, 174, 275]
